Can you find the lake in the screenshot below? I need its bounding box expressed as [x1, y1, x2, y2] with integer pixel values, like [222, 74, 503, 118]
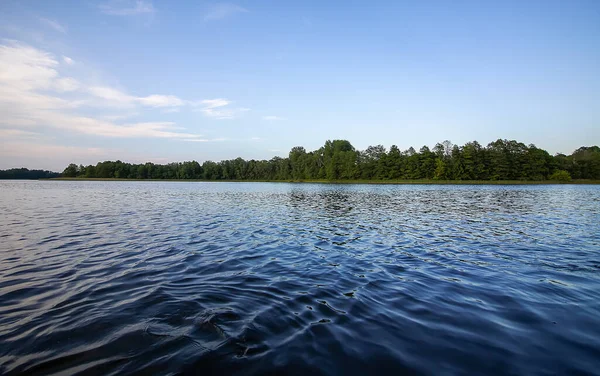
[1, 181, 599, 375]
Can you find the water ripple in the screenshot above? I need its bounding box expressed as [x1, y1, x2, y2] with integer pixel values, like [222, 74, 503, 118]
[0, 181, 599, 375]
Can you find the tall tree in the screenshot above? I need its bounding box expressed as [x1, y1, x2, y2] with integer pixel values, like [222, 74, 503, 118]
[58, 139, 600, 182]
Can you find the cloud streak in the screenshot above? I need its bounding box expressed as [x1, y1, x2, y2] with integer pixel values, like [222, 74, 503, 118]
[181, 138, 227, 142]
[204, 3, 248, 21]
[87, 87, 186, 108]
[196, 98, 249, 119]
[138, 95, 185, 107]
[263, 115, 286, 121]
[39, 17, 67, 33]
[0, 129, 43, 139]
[99, 0, 155, 16]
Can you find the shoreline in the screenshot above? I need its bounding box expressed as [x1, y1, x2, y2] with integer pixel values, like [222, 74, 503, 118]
[45, 178, 600, 185]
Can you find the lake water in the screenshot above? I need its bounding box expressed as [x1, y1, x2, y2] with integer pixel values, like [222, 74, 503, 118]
[1, 181, 599, 375]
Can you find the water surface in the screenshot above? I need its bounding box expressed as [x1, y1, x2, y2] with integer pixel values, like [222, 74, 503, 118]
[1, 181, 599, 375]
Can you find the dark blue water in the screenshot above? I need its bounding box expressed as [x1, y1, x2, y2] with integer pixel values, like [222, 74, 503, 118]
[1, 181, 599, 375]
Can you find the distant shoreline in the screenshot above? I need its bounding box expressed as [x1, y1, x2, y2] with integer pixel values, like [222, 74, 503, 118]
[46, 178, 600, 185]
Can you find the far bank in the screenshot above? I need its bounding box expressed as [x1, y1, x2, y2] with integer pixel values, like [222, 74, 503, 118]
[47, 178, 600, 185]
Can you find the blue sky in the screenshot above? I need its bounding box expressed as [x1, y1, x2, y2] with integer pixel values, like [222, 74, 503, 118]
[0, 0, 598, 171]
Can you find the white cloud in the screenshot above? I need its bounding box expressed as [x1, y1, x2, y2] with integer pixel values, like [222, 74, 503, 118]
[0, 41, 206, 141]
[54, 77, 80, 92]
[201, 107, 233, 119]
[0, 129, 42, 138]
[99, 0, 155, 16]
[202, 107, 248, 120]
[88, 86, 134, 102]
[34, 111, 203, 139]
[263, 115, 286, 121]
[204, 3, 248, 21]
[0, 87, 78, 113]
[39, 17, 67, 33]
[87, 87, 186, 108]
[0, 37, 260, 172]
[0, 117, 38, 127]
[196, 98, 249, 119]
[181, 138, 227, 142]
[0, 41, 58, 91]
[250, 136, 261, 141]
[138, 94, 184, 107]
[200, 98, 230, 108]
[102, 112, 139, 121]
[0, 40, 262, 169]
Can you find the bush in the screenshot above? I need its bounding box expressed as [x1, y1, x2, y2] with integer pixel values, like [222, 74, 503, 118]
[549, 170, 571, 182]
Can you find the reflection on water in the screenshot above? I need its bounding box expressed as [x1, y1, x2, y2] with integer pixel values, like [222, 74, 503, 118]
[0, 181, 599, 375]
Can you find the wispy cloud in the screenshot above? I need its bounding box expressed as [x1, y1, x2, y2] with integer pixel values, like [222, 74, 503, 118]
[0, 36, 256, 171]
[102, 112, 139, 121]
[0, 129, 43, 139]
[263, 115, 286, 121]
[87, 87, 185, 108]
[138, 94, 184, 107]
[196, 98, 250, 120]
[99, 0, 155, 16]
[200, 98, 230, 108]
[181, 137, 227, 142]
[39, 17, 67, 33]
[54, 77, 80, 92]
[204, 3, 248, 21]
[0, 41, 60, 91]
[0, 40, 261, 170]
[250, 136, 261, 141]
[88, 86, 135, 103]
[0, 41, 205, 140]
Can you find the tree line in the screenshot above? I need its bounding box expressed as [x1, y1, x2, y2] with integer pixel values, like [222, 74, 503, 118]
[61, 139, 600, 181]
[0, 168, 60, 180]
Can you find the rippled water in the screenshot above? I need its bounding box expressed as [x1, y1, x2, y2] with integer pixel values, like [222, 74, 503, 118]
[1, 181, 600, 375]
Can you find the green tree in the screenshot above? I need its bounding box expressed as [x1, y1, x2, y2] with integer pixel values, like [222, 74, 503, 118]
[63, 163, 79, 177]
[419, 146, 436, 179]
[289, 146, 307, 180]
[386, 145, 404, 179]
[434, 158, 446, 180]
[549, 170, 571, 182]
[58, 140, 599, 183]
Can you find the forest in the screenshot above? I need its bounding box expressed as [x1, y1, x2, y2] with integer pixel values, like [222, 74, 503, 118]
[58, 139, 600, 182]
[0, 168, 60, 180]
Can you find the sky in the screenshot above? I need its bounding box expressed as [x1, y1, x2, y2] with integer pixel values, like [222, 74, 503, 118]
[0, 0, 599, 171]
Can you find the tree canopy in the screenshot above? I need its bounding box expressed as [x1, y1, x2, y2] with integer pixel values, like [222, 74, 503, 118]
[0, 168, 60, 180]
[59, 140, 600, 181]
